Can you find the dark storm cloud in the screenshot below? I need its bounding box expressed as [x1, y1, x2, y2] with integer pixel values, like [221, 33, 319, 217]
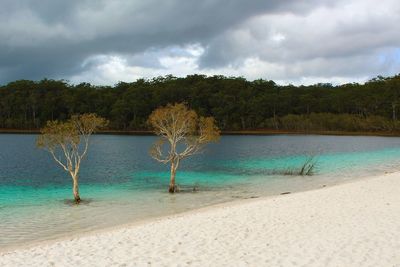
[0, 0, 399, 85]
[0, 0, 323, 83]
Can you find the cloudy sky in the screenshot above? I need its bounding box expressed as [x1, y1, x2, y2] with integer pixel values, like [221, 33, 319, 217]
[1, 0, 400, 85]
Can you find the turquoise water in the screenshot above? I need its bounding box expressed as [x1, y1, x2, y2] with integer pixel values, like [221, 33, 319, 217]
[1, 134, 400, 248]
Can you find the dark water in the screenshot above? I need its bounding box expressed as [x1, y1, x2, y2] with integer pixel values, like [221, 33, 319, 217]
[1, 134, 400, 248]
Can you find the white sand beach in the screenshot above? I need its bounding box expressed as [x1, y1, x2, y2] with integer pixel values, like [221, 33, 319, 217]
[1, 172, 400, 267]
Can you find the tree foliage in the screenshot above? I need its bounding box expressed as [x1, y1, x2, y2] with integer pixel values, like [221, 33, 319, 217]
[148, 103, 220, 193]
[36, 113, 108, 203]
[1, 74, 400, 132]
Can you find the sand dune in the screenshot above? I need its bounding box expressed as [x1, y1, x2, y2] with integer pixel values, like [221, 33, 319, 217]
[1, 172, 400, 266]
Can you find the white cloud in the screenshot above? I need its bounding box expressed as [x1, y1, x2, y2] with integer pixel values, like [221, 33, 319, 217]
[70, 44, 205, 84]
[200, 0, 400, 81]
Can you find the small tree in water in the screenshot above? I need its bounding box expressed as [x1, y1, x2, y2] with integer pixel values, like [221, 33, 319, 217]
[37, 113, 108, 203]
[148, 103, 220, 193]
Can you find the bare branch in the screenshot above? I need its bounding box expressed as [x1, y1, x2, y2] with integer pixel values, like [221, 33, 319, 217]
[49, 150, 68, 171]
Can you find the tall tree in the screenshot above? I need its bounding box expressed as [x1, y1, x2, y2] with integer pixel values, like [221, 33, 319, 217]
[148, 103, 220, 193]
[36, 113, 108, 203]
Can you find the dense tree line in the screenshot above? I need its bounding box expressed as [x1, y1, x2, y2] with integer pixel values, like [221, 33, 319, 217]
[1, 74, 400, 132]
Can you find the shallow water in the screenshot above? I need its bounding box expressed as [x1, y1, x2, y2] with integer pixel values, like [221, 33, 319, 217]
[1, 134, 400, 248]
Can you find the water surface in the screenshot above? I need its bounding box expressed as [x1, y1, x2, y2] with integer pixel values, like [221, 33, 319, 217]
[1, 134, 400, 248]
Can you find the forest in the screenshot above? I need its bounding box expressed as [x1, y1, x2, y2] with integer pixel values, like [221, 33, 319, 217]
[1, 74, 400, 133]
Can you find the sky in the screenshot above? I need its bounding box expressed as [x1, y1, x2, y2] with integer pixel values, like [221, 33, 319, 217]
[1, 0, 400, 85]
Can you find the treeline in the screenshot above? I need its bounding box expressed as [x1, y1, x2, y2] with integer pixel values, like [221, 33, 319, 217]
[0, 74, 400, 132]
[264, 113, 397, 132]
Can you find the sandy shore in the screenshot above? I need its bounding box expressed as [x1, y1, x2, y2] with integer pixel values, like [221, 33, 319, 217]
[1, 173, 400, 266]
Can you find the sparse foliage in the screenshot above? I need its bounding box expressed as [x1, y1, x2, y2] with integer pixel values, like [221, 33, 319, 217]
[148, 103, 220, 193]
[279, 156, 318, 176]
[298, 156, 317, 176]
[37, 113, 108, 203]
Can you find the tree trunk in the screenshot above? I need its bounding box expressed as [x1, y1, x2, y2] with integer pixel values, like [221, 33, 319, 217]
[240, 117, 246, 130]
[392, 103, 396, 121]
[32, 108, 36, 128]
[169, 161, 177, 193]
[72, 175, 81, 203]
[273, 108, 279, 130]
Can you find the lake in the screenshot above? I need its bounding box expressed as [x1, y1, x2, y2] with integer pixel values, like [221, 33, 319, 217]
[1, 134, 400, 248]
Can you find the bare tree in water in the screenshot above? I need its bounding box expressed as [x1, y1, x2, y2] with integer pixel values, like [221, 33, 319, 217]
[148, 103, 220, 193]
[37, 113, 108, 203]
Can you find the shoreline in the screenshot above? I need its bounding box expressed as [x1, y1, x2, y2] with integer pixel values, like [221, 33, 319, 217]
[0, 170, 384, 253]
[2, 128, 400, 137]
[2, 171, 400, 266]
